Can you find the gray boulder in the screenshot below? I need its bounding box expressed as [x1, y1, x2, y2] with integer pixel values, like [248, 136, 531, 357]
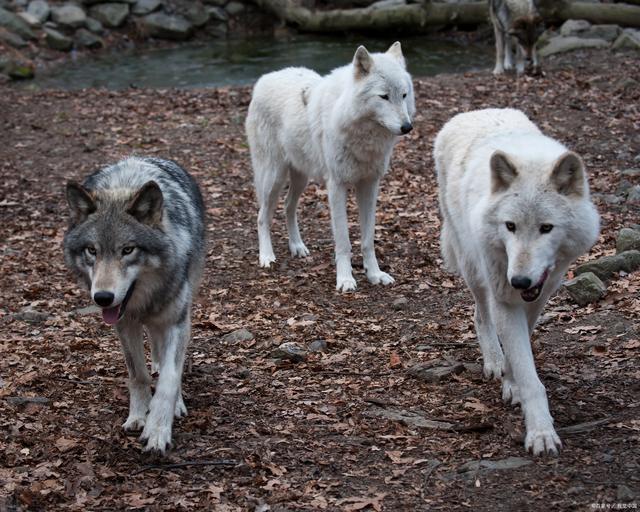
[0, 7, 36, 39]
[89, 3, 129, 28]
[560, 19, 590, 37]
[564, 272, 606, 306]
[627, 185, 640, 203]
[225, 1, 244, 15]
[584, 24, 621, 42]
[613, 29, 640, 51]
[221, 328, 253, 343]
[131, 0, 161, 15]
[539, 36, 609, 57]
[207, 6, 227, 21]
[620, 250, 640, 273]
[27, 0, 49, 23]
[44, 26, 73, 51]
[185, 2, 209, 27]
[139, 12, 193, 40]
[85, 16, 102, 33]
[622, 168, 640, 178]
[0, 29, 27, 47]
[75, 27, 103, 48]
[576, 254, 625, 281]
[51, 4, 86, 28]
[616, 228, 640, 254]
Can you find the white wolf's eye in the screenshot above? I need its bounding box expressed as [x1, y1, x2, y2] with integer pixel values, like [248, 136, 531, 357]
[122, 246, 135, 256]
[85, 246, 96, 256]
[402, 93, 407, 99]
[540, 224, 554, 234]
[379, 94, 389, 101]
[505, 221, 516, 233]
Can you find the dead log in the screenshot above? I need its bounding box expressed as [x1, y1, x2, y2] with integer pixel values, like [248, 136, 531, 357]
[540, 0, 640, 26]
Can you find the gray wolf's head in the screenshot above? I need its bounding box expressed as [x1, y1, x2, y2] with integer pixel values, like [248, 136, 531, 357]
[509, 15, 544, 71]
[486, 150, 599, 302]
[351, 42, 416, 136]
[63, 181, 168, 324]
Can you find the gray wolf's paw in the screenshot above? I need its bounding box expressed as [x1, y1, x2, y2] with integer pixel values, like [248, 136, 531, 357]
[259, 252, 276, 268]
[289, 241, 310, 258]
[502, 378, 521, 405]
[367, 271, 395, 286]
[525, 427, 561, 456]
[174, 396, 187, 418]
[140, 423, 172, 454]
[122, 415, 146, 432]
[336, 276, 357, 293]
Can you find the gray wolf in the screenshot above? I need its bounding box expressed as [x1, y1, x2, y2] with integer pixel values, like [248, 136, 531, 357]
[63, 157, 205, 453]
[489, 0, 544, 75]
[434, 108, 599, 455]
[245, 42, 415, 292]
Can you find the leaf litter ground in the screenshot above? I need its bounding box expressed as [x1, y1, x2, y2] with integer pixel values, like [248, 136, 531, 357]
[0, 48, 639, 511]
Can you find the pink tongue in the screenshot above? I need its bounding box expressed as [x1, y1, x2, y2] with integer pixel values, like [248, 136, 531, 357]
[102, 306, 120, 325]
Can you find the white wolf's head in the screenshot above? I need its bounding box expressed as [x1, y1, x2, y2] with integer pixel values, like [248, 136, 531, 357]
[486, 150, 599, 302]
[351, 42, 415, 136]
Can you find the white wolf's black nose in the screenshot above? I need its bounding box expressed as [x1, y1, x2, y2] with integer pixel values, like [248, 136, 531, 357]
[400, 122, 413, 134]
[511, 276, 532, 290]
[94, 291, 115, 307]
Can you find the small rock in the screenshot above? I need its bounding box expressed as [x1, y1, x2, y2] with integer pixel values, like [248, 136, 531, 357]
[613, 29, 640, 51]
[616, 228, 640, 254]
[131, 0, 161, 15]
[458, 456, 532, 473]
[617, 179, 633, 196]
[207, 6, 227, 21]
[13, 306, 49, 323]
[308, 339, 327, 352]
[539, 36, 609, 58]
[620, 250, 640, 273]
[0, 29, 27, 47]
[74, 305, 100, 316]
[6, 60, 34, 79]
[6, 396, 50, 406]
[408, 360, 465, 383]
[626, 185, 640, 203]
[617, 484, 636, 502]
[583, 24, 620, 42]
[559, 19, 591, 37]
[272, 342, 307, 362]
[564, 272, 606, 306]
[576, 255, 624, 281]
[225, 1, 244, 15]
[392, 296, 408, 310]
[17, 11, 40, 26]
[51, 4, 87, 28]
[205, 22, 226, 38]
[0, 6, 36, 39]
[221, 328, 254, 343]
[622, 168, 640, 178]
[84, 16, 102, 33]
[89, 3, 129, 28]
[27, 0, 50, 23]
[75, 27, 103, 48]
[139, 12, 193, 40]
[44, 26, 73, 51]
[185, 2, 209, 27]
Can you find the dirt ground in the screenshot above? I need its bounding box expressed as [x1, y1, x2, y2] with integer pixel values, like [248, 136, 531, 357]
[1, 48, 639, 511]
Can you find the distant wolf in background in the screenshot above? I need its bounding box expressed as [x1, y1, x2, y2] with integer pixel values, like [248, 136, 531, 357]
[245, 42, 415, 292]
[490, 0, 544, 75]
[434, 108, 599, 455]
[64, 157, 205, 453]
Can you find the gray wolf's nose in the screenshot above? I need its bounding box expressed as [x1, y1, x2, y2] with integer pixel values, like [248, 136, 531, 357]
[511, 276, 532, 290]
[400, 122, 413, 134]
[94, 291, 115, 307]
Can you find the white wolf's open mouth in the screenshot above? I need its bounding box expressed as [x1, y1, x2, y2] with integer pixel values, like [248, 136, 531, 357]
[101, 281, 136, 325]
[520, 269, 550, 302]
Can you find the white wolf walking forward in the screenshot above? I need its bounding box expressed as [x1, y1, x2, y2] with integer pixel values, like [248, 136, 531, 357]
[434, 109, 599, 455]
[246, 42, 415, 292]
[490, 0, 544, 75]
[64, 157, 205, 453]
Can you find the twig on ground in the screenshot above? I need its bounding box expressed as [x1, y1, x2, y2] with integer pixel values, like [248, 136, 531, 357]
[132, 459, 239, 476]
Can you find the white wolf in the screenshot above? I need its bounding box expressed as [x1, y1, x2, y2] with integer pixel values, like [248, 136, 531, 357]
[434, 108, 599, 455]
[245, 42, 415, 292]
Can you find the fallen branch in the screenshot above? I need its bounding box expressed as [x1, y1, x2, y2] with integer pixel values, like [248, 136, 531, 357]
[557, 417, 612, 434]
[132, 459, 239, 476]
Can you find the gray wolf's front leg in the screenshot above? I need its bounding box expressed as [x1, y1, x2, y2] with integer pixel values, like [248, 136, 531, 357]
[493, 301, 561, 455]
[493, 24, 506, 75]
[355, 178, 394, 286]
[327, 179, 356, 292]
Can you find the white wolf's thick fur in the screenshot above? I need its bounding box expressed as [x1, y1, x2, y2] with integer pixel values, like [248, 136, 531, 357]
[435, 108, 599, 455]
[246, 42, 415, 292]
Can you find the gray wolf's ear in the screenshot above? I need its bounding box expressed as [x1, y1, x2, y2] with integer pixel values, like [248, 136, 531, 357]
[66, 182, 96, 224]
[491, 151, 518, 193]
[127, 181, 163, 225]
[386, 41, 405, 67]
[353, 45, 373, 79]
[550, 152, 585, 196]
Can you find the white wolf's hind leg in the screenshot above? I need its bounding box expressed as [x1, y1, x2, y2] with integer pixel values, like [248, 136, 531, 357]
[285, 168, 310, 258]
[117, 321, 152, 432]
[327, 180, 356, 292]
[255, 162, 286, 268]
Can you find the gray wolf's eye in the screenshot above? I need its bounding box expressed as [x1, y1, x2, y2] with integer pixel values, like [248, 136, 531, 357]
[540, 224, 554, 234]
[379, 94, 389, 100]
[402, 93, 407, 99]
[505, 221, 516, 233]
[85, 246, 96, 256]
[122, 246, 135, 256]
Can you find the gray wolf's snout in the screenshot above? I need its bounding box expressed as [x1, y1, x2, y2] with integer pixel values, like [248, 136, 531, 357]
[400, 122, 413, 134]
[511, 276, 532, 290]
[94, 291, 115, 307]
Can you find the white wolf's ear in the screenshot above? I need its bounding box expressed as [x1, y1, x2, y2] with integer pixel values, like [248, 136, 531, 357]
[127, 181, 163, 225]
[386, 41, 405, 67]
[66, 182, 96, 224]
[550, 152, 585, 196]
[353, 45, 373, 79]
[490, 151, 518, 193]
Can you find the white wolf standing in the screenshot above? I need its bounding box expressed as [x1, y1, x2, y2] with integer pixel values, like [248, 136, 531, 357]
[246, 42, 415, 292]
[434, 109, 599, 455]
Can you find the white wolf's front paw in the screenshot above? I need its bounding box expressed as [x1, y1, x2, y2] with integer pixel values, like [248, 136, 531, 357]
[336, 276, 357, 292]
[482, 354, 504, 380]
[367, 271, 395, 286]
[502, 378, 521, 405]
[259, 252, 276, 268]
[140, 422, 172, 453]
[289, 241, 310, 258]
[174, 395, 187, 418]
[493, 65, 505, 76]
[123, 415, 146, 432]
[525, 427, 562, 456]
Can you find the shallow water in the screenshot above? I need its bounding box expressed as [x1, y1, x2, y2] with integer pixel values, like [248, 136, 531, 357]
[22, 34, 492, 90]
